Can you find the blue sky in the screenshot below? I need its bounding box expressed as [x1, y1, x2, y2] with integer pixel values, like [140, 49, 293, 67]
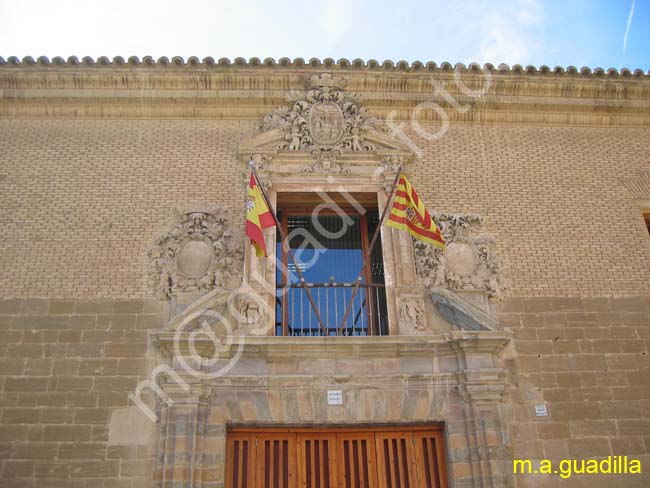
[0, 0, 648, 70]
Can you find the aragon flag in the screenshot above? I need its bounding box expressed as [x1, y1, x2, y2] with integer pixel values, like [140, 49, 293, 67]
[385, 173, 446, 250]
[245, 172, 276, 257]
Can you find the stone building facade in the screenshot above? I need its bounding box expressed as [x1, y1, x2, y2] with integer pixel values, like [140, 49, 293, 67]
[0, 56, 649, 488]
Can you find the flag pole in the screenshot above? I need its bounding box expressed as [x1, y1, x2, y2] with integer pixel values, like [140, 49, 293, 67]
[248, 161, 327, 335]
[337, 167, 403, 335]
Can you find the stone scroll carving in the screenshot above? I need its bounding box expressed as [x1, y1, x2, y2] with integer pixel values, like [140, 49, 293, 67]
[260, 73, 386, 164]
[414, 214, 504, 300]
[147, 206, 243, 300]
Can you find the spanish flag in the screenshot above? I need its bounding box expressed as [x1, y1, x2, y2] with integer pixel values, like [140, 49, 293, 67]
[385, 173, 445, 250]
[246, 172, 275, 257]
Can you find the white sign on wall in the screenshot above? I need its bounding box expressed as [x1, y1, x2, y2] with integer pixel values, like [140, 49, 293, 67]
[327, 390, 343, 405]
[534, 404, 548, 417]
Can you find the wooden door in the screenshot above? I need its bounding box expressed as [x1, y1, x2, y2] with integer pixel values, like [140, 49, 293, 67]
[226, 427, 446, 488]
[226, 432, 257, 488]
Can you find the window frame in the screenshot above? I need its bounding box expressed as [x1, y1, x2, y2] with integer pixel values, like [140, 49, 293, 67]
[243, 180, 407, 338]
[275, 199, 385, 337]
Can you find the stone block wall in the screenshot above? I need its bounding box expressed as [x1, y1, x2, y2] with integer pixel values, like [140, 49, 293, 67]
[500, 296, 650, 487]
[0, 298, 166, 488]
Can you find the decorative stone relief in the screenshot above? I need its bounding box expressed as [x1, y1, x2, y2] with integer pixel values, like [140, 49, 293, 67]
[260, 73, 386, 163]
[248, 153, 269, 171]
[233, 286, 274, 335]
[300, 158, 350, 174]
[398, 297, 426, 332]
[414, 213, 504, 300]
[239, 297, 262, 327]
[382, 155, 405, 172]
[147, 206, 243, 300]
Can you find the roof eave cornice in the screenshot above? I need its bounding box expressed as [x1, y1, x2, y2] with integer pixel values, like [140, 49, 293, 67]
[1, 55, 649, 79]
[1, 56, 649, 127]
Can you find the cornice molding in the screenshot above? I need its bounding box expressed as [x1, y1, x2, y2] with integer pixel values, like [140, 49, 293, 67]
[1, 57, 650, 126]
[151, 330, 512, 359]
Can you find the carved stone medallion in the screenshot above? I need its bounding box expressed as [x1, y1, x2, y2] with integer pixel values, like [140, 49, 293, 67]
[147, 206, 243, 300]
[177, 239, 213, 278]
[445, 242, 479, 277]
[413, 213, 504, 300]
[308, 102, 344, 145]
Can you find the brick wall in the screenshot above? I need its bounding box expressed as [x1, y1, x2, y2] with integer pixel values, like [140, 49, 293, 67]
[0, 298, 166, 487]
[0, 118, 254, 299]
[410, 123, 650, 297]
[1, 120, 648, 299]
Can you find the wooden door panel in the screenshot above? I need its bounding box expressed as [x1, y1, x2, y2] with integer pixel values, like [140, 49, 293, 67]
[297, 433, 338, 488]
[257, 434, 298, 488]
[227, 432, 256, 488]
[412, 431, 447, 488]
[374, 432, 418, 488]
[337, 432, 378, 488]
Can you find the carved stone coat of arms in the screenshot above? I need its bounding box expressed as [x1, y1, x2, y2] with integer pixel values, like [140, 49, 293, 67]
[308, 102, 344, 145]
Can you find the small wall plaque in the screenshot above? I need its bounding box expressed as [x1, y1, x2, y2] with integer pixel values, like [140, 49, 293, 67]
[534, 404, 548, 417]
[327, 390, 343, 406]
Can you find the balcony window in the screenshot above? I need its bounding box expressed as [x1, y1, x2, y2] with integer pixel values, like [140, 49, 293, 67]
[275, 193, 388, 336]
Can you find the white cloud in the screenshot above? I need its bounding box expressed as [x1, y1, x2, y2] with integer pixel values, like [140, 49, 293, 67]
[471, 0, 545, 65]
[319, 0, 351, 42]
[0, 0, 329, 58]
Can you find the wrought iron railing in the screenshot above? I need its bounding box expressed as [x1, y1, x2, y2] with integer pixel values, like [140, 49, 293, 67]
[275, 282, 389, 336]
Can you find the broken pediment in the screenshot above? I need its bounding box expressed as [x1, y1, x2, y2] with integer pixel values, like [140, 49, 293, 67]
[428, 287, 500, 331]
[239, 73, 414, 169]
